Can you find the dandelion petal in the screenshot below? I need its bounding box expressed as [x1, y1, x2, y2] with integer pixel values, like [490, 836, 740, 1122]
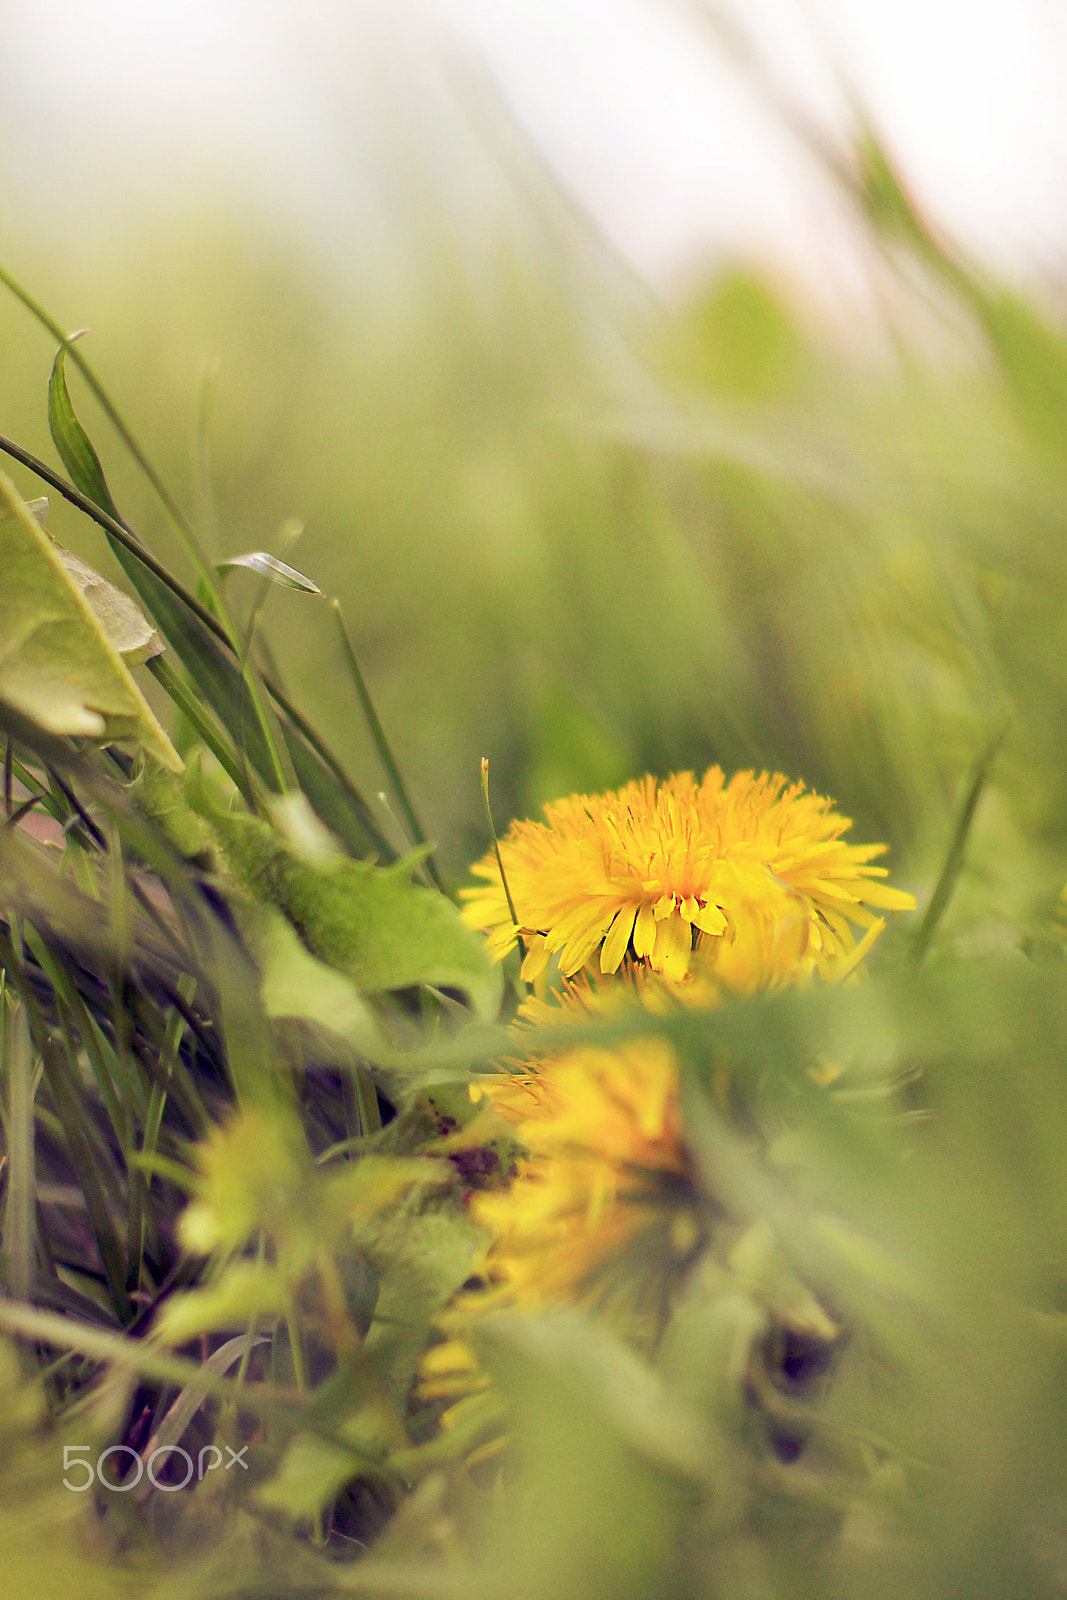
[601, 907, 637, 973]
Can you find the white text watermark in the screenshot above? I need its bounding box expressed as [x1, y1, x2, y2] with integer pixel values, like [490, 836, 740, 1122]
[62, 1443, 248, 1492]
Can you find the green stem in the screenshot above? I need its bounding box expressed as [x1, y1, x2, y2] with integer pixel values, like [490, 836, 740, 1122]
[911, 716, 1010, 964]
[1, 990, 35, 1303]
[0, 1298, 301, 1413]
[332, 599, 442, 889]
[0, 429, 232, 637]
[480, 757, 524, 953]
[146, 655, 256, 804]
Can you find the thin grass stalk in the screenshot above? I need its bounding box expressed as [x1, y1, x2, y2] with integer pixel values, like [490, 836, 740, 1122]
[35, 946, 132, 1148]
[0, 1297, 303, 1414]
[0, 326, 286, 800]
[34, 1032, 130, 1322]
[0, 429, 233, 641]
[132, 1080, 168, 1272]
[912, 718, 1010, 963]
[6, 757, 65, 826]
[1, 986, 36, 1302]
[235, 566, 300, 796]
[122, 988, 212, 1139]
[332, 598, 442, 890]
[146, 656, 257, 804]
[343, 1064, 383, 1139]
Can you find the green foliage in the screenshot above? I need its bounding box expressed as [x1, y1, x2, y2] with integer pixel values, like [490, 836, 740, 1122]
[0, 470, 178, 764]
[197, 795, 500, 1018]
[5, 47, 1067, 1600]
[675, 266, 805, 400]
[48, 344, 123, 524]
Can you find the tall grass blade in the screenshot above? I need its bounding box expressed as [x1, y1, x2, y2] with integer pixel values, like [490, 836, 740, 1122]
[332, 598, 441, 886]
[911, 718, 1010, 963]
[47, 343, 123, 523]
[1, 989, 35, 1303]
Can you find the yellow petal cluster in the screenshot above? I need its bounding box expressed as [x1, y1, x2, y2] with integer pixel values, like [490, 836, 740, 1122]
[468, 1034, 696, 1313]
[460, 767, 915, 988]
[419, 769, 914, 1444]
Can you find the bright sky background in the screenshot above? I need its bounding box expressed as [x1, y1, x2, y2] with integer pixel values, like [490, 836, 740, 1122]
[1, 0, 1065, 294]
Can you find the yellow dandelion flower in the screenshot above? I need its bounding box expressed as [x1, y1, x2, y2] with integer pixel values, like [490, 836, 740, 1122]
[461, 767, 915, 988]
[465, 1033, 703, 1328]
[414, 1031, 700, 1451]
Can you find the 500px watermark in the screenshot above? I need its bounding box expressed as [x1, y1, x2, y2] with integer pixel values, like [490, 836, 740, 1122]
[62, 1443, 249, 1492]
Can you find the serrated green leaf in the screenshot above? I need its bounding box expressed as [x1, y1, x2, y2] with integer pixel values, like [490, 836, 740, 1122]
[0, 470, 180, 767]
[217, 551, 322, 593]
[195, 795, 501, 1019]
[47, 343, 121, 521]
[239, 899, 389, 1060]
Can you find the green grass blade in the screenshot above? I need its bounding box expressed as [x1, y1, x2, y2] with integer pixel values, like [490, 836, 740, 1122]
[0, 428, 233, 638]
[122, 983, 210, 1139]
[35, 1032, 130, 1322]
[36, 946, 132, 1146]
[0, 988, 36, 1302]
[278, 717, 394, 860]
[218, 551, 322, 593]
[332, 598, 441, 888]
[0, 431, 393, 851]
[911, 718, 1010, 964]
[0, 1298, 302, 1413]
[146, 655, 256, 804]
[0, 258, 219, 586]
[42, 347, 289, 795]
[47, 343, 122, 522]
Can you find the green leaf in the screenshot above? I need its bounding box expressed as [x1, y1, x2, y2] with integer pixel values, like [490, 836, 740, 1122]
[125, 564, 393, 857]
[155, 1262, 290, 1345]
[238, 900, 389, 1060]
[726, 1217, 839, 1341]
[254, 1431, 363, 1520]
[131, 562, 280, 779]
[0, 469, 180, 768]
[47, 342, 121, 521]
[197, 798, 502, 1019]
[277, 714, 395, 861]
[128, 757, 213, 858]
[475, 1311, 710, 1482]
[468, 1313, 703, 1600]
[320, 1156, 444, 1236]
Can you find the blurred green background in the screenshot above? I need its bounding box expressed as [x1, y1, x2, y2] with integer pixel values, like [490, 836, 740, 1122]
[2, 7, 1066, 947]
